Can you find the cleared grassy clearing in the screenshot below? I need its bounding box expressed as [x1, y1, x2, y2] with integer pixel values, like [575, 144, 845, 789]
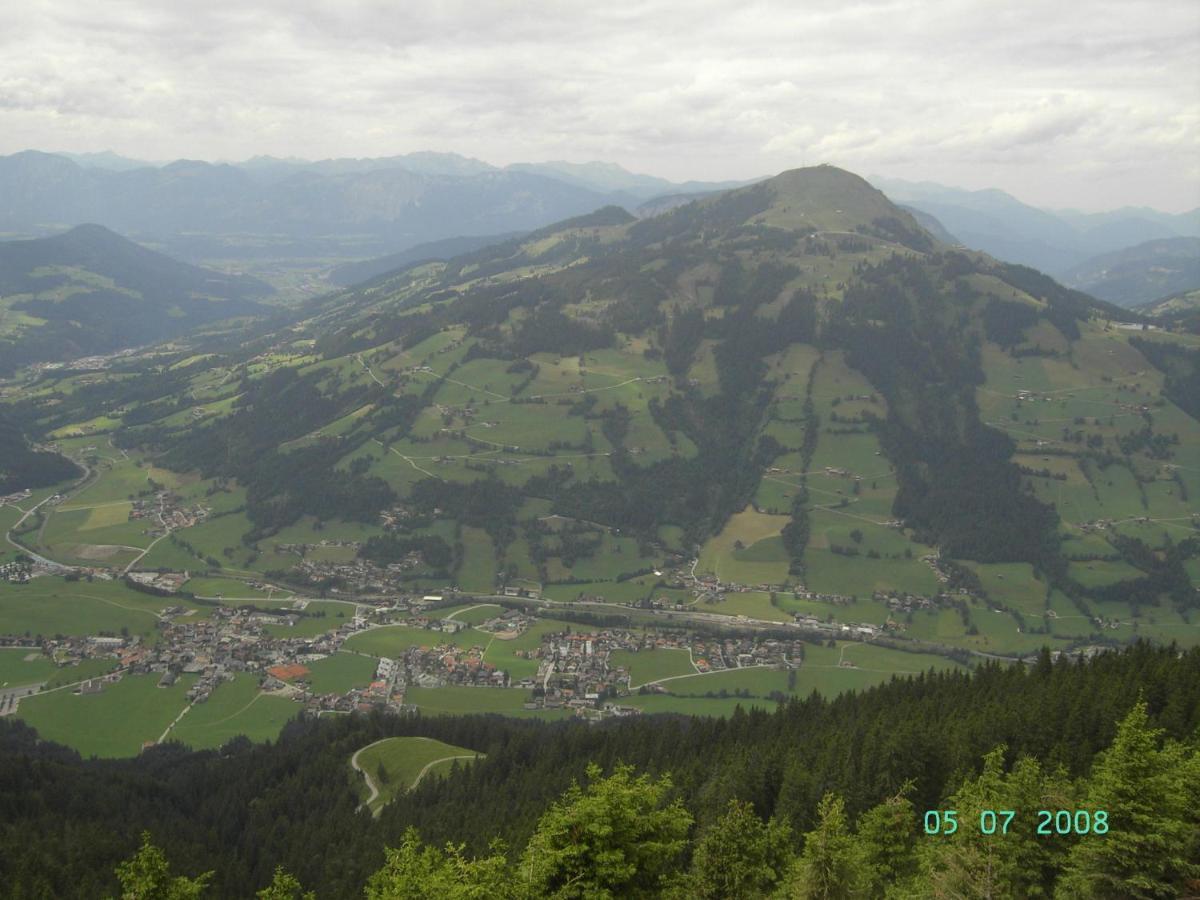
[803, 545, 939, 598]
[1066, 559, 1146, 588]
[406, 686, 570, 718]
[343, 625, 481, 658]
[0, 578, 178, 641]
[700, 591, 794, 622]
[699, 506, 790, 584]
[303, 652, 378, 694]
[445, 604, 504, 626]
[456, 527, 497, 593]
[609, 647, 696, 686]
[0, 648, 57, 686]
[17, 673, 195, 758]
[169, 675, 299, 750]
[353, 735, 481, 813]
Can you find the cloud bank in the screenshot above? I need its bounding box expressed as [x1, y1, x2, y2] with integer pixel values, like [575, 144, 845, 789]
[1, 0, 1196, 211]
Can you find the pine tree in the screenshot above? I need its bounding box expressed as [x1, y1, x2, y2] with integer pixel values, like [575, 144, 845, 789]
[365, 827, 512, 900]
[1056, 701, 1200, 899]
[113, 833, 211, 900]
[914, 747, 1074, 898]
[852, 784, 918, 897]
[518, 763, 692, 898]
[784, 793, 857, 900]
[256, 866, 314, 900]
[680, 798, 792, 898]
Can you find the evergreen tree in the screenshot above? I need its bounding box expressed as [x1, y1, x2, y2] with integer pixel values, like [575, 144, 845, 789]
[851, 785, 918, 898]
[784, 793, 857, 900]
[365, 827, 512, 900]
[256, 867, 314, 900]
[113, 833, 211, 900]
[914, 748, 1073, 898]
[679, 798, 792, 899]
[1056, 701, 1200, 899]
[518, 763, 692, 898]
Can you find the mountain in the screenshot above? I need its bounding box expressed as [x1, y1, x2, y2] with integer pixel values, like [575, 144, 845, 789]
[12, 164, 1195, 641]
[1138, 287, 1200, 333]
[0, 224, 272, 374]
[236, 150, 497, 182]
[871, 175, 1200, 275]
[0, 152, 754, 265]
[52, 150, 161, 171]
[328, 231, 526, 287]
[0, 151, 620, 259]
[1061, 236, 1200, 307]
[897, 204, 959, 244]
[507, 160, 755, 200]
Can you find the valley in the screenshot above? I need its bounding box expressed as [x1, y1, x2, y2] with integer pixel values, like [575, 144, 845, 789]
[1, 166, 1196, 760]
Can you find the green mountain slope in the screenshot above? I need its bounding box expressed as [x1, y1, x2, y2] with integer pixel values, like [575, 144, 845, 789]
[1062, 236, 1200, 307]
[8, 165, 1199, 658]
[0, 224, 273, 373]
[1138, 287, 1200, 334]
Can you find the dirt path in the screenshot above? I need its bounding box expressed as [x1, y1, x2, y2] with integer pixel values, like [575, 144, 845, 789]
[444, 603, 500, 621]
[123, 532, 168, 574]
[156, 700, 196, 743]
[350, 736, 398, 813]
[409, 754, 476, 790]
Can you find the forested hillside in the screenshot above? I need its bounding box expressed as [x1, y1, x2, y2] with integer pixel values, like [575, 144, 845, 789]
[0, 413, 79, 493]
[1, 643, 1196, 897]
[0, 224, 272, 373]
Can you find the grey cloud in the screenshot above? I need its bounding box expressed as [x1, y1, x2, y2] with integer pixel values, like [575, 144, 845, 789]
[0, 0, 1196, 211]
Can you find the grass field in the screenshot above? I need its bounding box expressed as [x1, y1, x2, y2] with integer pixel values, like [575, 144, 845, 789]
[443, 603, 504, 625]
[623, 693, 780, 716]
[168, 675, 299, 750]
[699, 506, 791, 584]
[353, 735, 481, 814]
[343, 624, 483, 658]
[0, 648, 57, 686]
[701, 591, 794, 623]
[303, 652, 378, 694]
[609, 647, 696, 686]
[456, 527, 497, 593]
[633, 642, 968, 711]
[406, 685, 570, 718]
[0, 578, 179, 641]
[17, 673, 195, 757]
[803, 544, 940, 598]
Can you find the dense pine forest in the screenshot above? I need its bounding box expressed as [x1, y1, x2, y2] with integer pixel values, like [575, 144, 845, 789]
[1, 642, 1197, 898]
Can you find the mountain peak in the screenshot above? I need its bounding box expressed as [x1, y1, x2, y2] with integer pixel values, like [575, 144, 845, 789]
[757, 165, 918, 230]
[632, 163, 938, 250]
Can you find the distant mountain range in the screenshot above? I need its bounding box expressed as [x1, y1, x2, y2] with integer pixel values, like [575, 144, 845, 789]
[870, 175, 1199, 278]
[0, 224, 272, 374]
[1059, 237, 1200, 307]
[0, 151, 753, 263]
[7, 150, 1196, 305]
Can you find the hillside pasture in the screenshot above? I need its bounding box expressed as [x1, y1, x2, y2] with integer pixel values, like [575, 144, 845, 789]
[352, 735, 482, 814]
[168, 675, 299, 750]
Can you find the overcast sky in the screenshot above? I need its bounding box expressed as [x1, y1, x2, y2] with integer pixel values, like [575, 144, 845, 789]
[1, 0, 1197, 212]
